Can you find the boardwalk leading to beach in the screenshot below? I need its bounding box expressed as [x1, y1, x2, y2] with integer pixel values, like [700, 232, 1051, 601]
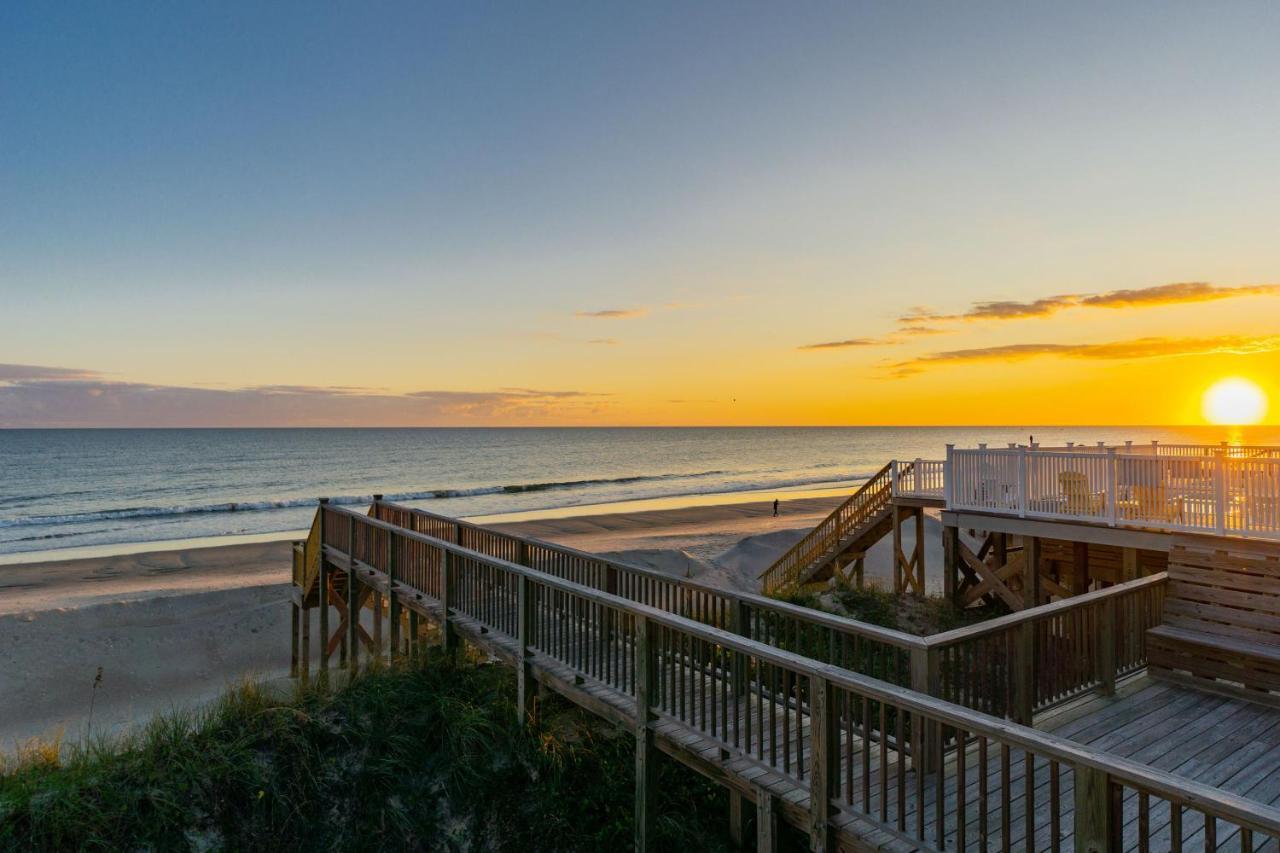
[289, 500, 1280, 851]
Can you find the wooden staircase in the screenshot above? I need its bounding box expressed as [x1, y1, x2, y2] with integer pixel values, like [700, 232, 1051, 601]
[759, 462, 899, 595]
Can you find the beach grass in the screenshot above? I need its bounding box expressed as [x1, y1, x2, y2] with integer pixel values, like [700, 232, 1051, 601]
[0, 652, 734, 852]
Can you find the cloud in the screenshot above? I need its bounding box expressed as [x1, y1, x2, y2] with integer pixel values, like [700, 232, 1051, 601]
[587, 338, 619, 346]
[896, 326, 945, 336]
[0, 363, 103, 382]
[574, 308, 648, 319]
[901, 282, 1280, 324]
[889, 334, 1280, 376]
[797, 338, 883, 351]
[0, 368, 612, 427]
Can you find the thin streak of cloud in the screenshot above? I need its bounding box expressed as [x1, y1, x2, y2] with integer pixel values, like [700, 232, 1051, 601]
[901, 282, 1280, 324]
[574, 308, 648, 319]
[797, 338, 883, 351]
[889, 334, 1280, 376]
[587, 338, 619, 346]
[0, 369, 613, 427]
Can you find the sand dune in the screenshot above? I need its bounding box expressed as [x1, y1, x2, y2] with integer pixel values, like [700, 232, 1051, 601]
[0, 495, 943, 749]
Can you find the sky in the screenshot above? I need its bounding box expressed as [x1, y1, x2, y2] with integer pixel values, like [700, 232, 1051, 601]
[2, 2, 1278, 427]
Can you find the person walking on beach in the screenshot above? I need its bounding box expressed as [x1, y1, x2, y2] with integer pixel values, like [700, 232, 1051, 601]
[772, 498, 779, 517]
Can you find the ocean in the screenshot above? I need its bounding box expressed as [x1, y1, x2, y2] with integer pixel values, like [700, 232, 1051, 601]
[2, 426, 1277, 560]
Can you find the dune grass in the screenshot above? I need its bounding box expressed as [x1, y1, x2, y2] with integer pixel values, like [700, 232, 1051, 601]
[0, 652, 734, 852]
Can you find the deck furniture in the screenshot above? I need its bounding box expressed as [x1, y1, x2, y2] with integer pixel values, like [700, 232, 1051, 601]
[1059, 470, 1104, 516]
[1148, 536, 1280, 706]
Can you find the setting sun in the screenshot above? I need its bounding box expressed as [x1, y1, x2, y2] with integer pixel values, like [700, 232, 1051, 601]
[1202, 378, 1269, 425]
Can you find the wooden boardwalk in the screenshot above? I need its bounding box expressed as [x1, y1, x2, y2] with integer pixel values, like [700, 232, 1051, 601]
[292, 503, 1280, 851]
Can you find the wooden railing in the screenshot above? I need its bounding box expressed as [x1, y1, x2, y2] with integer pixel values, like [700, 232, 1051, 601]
[948, 445, 1280, 540]
[372, 499, 920, 689]
[758, 462, 896, 595]
[922, 573, 1167, 723]
[315, 505, 1280, 852]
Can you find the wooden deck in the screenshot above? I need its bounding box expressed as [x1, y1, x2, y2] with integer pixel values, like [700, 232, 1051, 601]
[293, 503, 1280, 851]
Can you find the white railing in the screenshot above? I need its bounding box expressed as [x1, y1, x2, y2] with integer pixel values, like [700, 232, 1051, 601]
[889, 457, 946, 499]
[945, 445, 1280, 539]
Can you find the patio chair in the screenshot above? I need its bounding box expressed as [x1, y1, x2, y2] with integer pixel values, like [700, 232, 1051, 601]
[1059, 471, 1104, 516]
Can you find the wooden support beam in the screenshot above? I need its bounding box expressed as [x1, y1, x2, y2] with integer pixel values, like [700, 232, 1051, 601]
[388, 536, 400, 664]
[910, 646, 940, 779]
[317, 500, 331, 680]
[634, 616, 657, 853]
[1121, 546, 1139, 582]
[408, 610, 420, 660]
[289, 602, 299, 678]
[728, 790, 749, 848]
[517, 574, 536, 725]
[892, 507, 904, 594]
[1023, 536, 1042, 609]
[913, 507, 926, 596]
[808, 677, 834, 853]
[1072, 541, 1091, 596]
[1073, 764, 1118, 852]
[942, 524, 958, 604]
[347, 515, 359, 673]
[300, 603, 310, 685]
[959, 544, 1024, 611]
[755, 787, 778, 853]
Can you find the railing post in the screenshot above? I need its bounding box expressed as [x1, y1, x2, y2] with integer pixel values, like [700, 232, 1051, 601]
[1106, 447, 1118, 526]
[1013, 620, 1036, 725]
[1099, 596, 1117, 696]
[890, 459, 899, 496]
[944, 444, 955, 507]
[634, 615, 657, 853]
[440, 547, 457, 659]
[517, 573, 536, 725]
[914, 456, 923, 494]
[387, 530, 400, 663]
[1214, 448, 1227, 536]
[808, 676, 835, 853]
[910, 645, 940, 777]
[347, 515, 359, 673]
[1073, 764, 1119, 852]
[317, 499, 331, 680]
[1017, 446, 1028, 518]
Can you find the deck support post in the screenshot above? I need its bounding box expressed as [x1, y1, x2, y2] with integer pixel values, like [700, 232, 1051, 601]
[942, 525, 959, 604]
[914, 506, 926, 595]
[892, 506, 904, 593]
[408, 610, 420, 659]
[1121, 547, 1139, 582]
[1073, 764, 1118, 853]
[1013, 621, 1035, 725]
[317, 499, 331, 681]
[1099, 596, 1117, 695]
[388, 532, 400, 664]
[440, 548, 457, 659]
[634, 616, 657, 853]
[517, 574, 537, 725]
[347, 515, 359, 674]
[289, 601, 300, 678]
[300, 602, 311, 685]
[1072, 541, 1090, 596]
[755, 786, 778, 852]
[808, 676, 835, 853]
[1022, 535, 1042, 609]
[910, 646, 940, 778]
[728, 790, 750, 848]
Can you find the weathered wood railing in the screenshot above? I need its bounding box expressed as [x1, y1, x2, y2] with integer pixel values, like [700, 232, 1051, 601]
[312, 504, 1280, 852]
[372, 498, 919, 690]
[758, 461, 897, 595]
[369, 500, 1165, 726]
[923, 574, 1167, 724]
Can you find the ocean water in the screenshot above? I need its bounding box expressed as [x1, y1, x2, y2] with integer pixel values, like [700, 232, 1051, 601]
[2, 426, 1277, 559]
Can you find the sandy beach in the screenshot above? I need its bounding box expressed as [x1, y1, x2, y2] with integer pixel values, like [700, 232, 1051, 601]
[0, 495, 942, 750]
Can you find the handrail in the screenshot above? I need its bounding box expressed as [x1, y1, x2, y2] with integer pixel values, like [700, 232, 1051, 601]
[923, 571, 1167, 649]
[758, 462, 896, 594]
[372, 499, 925, 689]
[321, 504, 1280, 845]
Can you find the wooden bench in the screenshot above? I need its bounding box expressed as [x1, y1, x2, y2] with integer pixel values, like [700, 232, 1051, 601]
[1147, 535, 1280, 706]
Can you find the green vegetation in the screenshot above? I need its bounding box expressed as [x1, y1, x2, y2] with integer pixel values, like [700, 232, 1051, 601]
[0, 653, 734, 852]
[782, 584, 1006, 636]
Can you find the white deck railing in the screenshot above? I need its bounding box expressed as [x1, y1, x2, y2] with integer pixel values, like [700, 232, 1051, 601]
[944, 444, 1280, 539]
[890, 458, 947, 500]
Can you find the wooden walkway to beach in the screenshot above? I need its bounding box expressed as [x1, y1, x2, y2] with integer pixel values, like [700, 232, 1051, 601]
[291, 502, 1280, 852]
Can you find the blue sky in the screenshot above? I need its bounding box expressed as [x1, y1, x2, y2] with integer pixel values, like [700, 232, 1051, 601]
[2, 2, 1279, 425]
